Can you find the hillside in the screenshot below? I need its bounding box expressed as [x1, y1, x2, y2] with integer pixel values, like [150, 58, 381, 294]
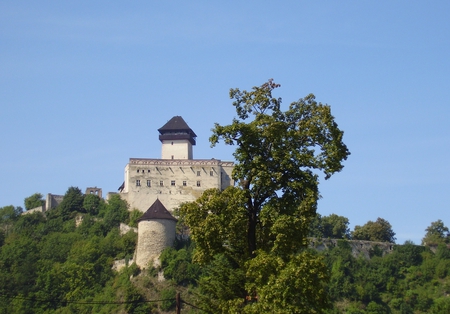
[1, 188, 450, 313]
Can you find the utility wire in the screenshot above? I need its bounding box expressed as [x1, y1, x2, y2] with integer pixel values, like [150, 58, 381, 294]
[181, 299, 212, 313]
[0, 293, 174, 305]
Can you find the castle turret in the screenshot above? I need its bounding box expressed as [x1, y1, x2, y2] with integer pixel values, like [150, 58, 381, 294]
[135, 199, 177, 268]
[158, 116, 196, 160]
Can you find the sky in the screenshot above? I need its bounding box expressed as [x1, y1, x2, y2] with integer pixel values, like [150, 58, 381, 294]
[1, 1, 449, 244]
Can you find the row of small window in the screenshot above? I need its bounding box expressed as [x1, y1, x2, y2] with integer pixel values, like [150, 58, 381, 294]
[136, 180, 201, 187]
[136, 169, 214, 176]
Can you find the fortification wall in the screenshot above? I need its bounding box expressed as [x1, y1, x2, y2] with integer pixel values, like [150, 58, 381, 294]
[135, 219, 176, 268]
[310, 238, 395, 259]
[46, 194, 64, 211]
[23, 205, 45, 215]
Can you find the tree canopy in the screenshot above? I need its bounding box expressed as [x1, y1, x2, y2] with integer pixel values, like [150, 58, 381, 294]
[180, 80, 350, 312]
[309, 213, 351, 239]
[24, 193, 45, 210]
[422, 219, 450, 246]
[352, 217, 396, 243]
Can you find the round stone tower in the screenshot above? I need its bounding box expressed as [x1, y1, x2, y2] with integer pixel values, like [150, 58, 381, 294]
[135, 199, 177, 268]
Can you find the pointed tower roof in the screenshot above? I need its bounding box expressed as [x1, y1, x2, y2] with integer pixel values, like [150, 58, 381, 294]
[137, 199, 178, 222]
[158, 116, 197, 145]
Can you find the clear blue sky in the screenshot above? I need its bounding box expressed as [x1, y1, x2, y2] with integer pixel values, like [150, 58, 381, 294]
[1, 1, 449, 244]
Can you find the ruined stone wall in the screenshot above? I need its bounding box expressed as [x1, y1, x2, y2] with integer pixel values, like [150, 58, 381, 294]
[135, 219, 176, 268]
[120, 158, 234, 212]
[45, 193, 64, 211]
[310, 238, 395, 259]
[23, 205, 45, 215]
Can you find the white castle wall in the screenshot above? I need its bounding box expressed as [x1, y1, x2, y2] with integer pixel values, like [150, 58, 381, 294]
[120, 158, 234, 212]
[135, 219, 177, 268]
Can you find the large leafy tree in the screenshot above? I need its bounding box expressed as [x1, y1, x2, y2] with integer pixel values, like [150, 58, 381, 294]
[322, 214, 351, 239]
[24, 193, 45, 210]
[309, 213, 350, 239]
[422, 219, 450, 246]
[180, 80, 350, 312]
[352, 217, 396, 243]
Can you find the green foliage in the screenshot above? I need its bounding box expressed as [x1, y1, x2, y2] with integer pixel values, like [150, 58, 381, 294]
[310, 213, 350, 239]
[160, 244, 201, 285]
[422, 219, 450, 246]
[0, 187, 140, 314]
[245, 251, 330, 313]
[322, 214, 351, 239]
[82, 194, 104, 215]
[101, 194, 129, 233]
[352, 217, 396, 243]
[0, 205, 22, 223]
[160, 287, 176, 311]
[128, 208, 142, 228]
[58, 187, 85, 220]
[180, 80, 349, 312]
[24, 193, 45, 210]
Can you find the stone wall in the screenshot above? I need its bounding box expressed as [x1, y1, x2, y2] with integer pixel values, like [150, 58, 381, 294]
[45, 193, 64, 211]
[120, 158, 234, 212]
[310, 238, 395, 259]
[23, 205, 45, 215]
[119, 223, 137, 235]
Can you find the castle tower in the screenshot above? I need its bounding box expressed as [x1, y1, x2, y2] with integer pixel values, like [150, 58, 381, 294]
[158, 116, 197, 160]
[135, 199, 177, 268]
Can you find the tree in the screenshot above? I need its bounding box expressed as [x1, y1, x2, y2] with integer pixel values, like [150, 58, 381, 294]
[352, 218, 396, 243]
[422, 219, 449, 246]
[58, 187, 85, 220]
[83, 194, 104, 215]
[24, 193, 45, 210]
[322, 214, 350, 239]
[180, 80, 350, 312]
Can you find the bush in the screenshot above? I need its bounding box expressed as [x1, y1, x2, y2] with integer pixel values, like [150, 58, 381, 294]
[160, 287, 176, 311]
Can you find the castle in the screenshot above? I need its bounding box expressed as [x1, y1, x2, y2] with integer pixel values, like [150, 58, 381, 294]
[118, 116, 234, 214]
[121, 116, 235, 268]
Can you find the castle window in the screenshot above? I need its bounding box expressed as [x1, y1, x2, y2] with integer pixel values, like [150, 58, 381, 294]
[197, 171, 201, 176]
[171, 155, 174, 159]
[210, 171, 214, 176]
[136, 180, 141, 186]
[148, 169, 150, 173]
[160, 181, 164, 186]
[147, 180, 151, 187]
[142, 170, 145, 173]
[137, 169, 139, 173]
[183, 181, 187, 186]
[171, 180, 175, 186]
[197, 181, 201, 187]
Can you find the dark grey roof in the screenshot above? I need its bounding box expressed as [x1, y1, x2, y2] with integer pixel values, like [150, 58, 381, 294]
[158, 116, 197, 145]
[158, 116, 197, 137]
[137, 199, 178, 222]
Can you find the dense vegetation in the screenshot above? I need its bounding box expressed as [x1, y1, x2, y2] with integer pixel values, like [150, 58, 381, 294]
[160, 216, 450, 313]
[1, 189, 450, 313]
[0, 188, 154, 314]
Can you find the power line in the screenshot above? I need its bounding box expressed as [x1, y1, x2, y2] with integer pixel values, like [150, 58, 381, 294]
[0, 292, 210, 312]
[0, 293, 173, 305]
